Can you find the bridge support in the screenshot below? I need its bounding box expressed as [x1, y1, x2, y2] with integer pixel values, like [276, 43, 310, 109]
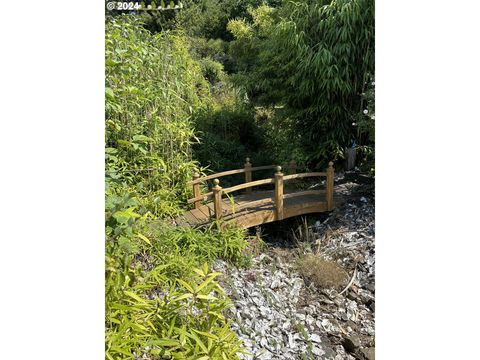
[274, 166, 284, 220]
[212, 178, 223, 220]
[326, 161, 334, 210]
[192, 172, 201, 209]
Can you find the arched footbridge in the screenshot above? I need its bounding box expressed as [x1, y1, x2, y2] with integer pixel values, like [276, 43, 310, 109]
[175, 159, 339, 229]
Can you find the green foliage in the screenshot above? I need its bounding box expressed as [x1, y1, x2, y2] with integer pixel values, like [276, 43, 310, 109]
[105, 15, 254, 359]
[105, 188, 249, 359]
[106, 259, 244, 359]
[139, 222, 250, 280]
[199, 57, 226, 84]
[193, 102, 274, 174]
[189, 37, 227, 61]
[106, 15, 212, 217]
[174, 0, 269, 40]
[355, 76, 375, 171]
[228, 0, 375, 168]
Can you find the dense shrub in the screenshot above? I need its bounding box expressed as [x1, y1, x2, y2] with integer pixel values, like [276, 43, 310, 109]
[105, 182, 249, 359]
[228, 0, 375, 168]
[105, 15, 251, 360]
[193, 102, 275, 175]
[106, 15, 212, 217]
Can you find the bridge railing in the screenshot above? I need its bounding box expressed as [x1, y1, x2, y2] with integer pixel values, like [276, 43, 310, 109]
[207, 161, 335, 221]
[186, 158, 298, 209]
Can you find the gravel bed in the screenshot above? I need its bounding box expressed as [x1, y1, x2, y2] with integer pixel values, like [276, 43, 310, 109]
[215, 174, 375, 360]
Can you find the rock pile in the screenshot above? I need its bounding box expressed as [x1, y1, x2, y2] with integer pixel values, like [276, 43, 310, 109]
[215, 175, 375, 360]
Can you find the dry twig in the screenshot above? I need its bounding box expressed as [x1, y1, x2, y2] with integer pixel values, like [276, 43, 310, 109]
[339, 265, 357, 296]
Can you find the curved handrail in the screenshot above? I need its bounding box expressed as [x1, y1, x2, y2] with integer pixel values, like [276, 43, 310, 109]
[187, 165, 277, 186]
[283, 172, 326, 181]
[187, 171, 325, 204]
[187, 191, 213, 204]
[222, 178, 274, 195]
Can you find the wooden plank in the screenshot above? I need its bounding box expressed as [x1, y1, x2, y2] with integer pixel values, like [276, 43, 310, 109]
[187, 191, 213, 204]
[284, 202, 328, 218]
[186, 165, 277, 185]
[234, 197, 274, 212]
[197, 205, 213, 218]
[187, 168, 247, 185]
[223, 178, 274, 195]
[182, 211, 200, 224]
[283, 172, 327, 181]
[283, 190, 324, 200]
[229, 209, 276, 229]
[190, 208, 209, 222]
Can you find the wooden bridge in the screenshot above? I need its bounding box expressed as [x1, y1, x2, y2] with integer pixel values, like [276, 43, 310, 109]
[175, 159, 336, 229]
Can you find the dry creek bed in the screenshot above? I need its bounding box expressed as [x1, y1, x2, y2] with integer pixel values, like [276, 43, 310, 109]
[214, 173, 375, 360]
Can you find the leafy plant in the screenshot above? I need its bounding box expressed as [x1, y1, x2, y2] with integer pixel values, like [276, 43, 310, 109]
[228, 0, 375, 168]
[106, 263, 244, 359]
[106, 15, 211, 217]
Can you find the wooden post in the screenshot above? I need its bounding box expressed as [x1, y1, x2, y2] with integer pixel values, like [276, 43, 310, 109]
[274, 166, 284, 220]
[212, 178, 223, 220]
[326, 161, 334, 211]
[192, 172, 201, 209]
[245, 157, 252, 193]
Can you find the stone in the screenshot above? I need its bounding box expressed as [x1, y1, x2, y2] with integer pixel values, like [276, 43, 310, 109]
[210, 177, 375, 360]
[309, 333, 321, 343]
[361, 347, 375, 360]
[342, 335, 361, 353]
[257, 349, 273, 360]
[312, 345, 325, 356]
[368, 300, 375, 312]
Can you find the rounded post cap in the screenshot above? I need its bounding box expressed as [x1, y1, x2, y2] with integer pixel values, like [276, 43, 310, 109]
[213, 178, 220, 186]
[328, 161, 334, 167]
[193, 171, 200, 178]
[245, 157, 251, 163]
[275, 165, 282, 173]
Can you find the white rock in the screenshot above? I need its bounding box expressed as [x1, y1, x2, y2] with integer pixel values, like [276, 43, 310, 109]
[310, 333, 321, 343]
[312, 345, 325, 356]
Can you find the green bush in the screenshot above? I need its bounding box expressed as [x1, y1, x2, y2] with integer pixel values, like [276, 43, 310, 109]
[193, 103, 274, 176]
[106, 260, 244, 360]
[228, 0, 375, 168]
[106, 15, 212, 217]
[105, 15, 254, 360]
[199, 57, 225, 84]
[105, 189, 249, 359]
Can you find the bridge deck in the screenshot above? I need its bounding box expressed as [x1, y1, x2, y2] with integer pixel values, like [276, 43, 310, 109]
[175, 189, 342, 229]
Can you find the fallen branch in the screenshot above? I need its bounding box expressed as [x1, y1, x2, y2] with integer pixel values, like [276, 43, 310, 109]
[339, 265, 357, 296]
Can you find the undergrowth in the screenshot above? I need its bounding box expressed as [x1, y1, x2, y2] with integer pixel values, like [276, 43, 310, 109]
[106, 190, 250, 359]
[105, 16, 252, 359]
[296, 254, 349, 290]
